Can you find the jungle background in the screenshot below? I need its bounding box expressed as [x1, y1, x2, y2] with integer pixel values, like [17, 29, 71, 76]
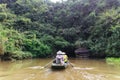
[0, 0, 120, 60]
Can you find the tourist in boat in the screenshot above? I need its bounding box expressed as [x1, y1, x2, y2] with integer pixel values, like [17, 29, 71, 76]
[56, 50, 64, 64]
[62, 52, 68, 63]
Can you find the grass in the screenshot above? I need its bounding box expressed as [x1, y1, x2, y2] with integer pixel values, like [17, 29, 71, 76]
[106, 57, 120, 65]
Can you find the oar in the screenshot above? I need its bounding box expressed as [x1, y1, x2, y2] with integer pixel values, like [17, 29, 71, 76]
[43, 59, 55, 68]
[27, 59, 55, 70]
[68, 61, 82, 70]
[68, 60, 75, 67]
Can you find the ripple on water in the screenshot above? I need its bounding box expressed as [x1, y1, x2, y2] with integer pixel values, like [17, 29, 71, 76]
[73, 67, 94, 70]
[28, 66, 44, 69]
[114, 75, 120, 78]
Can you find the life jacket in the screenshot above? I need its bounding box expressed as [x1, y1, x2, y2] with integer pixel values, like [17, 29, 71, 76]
[63, 55, 68, 63]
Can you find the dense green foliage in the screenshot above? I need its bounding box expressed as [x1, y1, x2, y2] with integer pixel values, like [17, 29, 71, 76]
[0, 0, 120, 59]
[0, 24, 52, 60]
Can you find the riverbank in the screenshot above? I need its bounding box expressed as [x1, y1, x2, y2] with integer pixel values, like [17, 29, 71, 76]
[106, 57, 120, 65]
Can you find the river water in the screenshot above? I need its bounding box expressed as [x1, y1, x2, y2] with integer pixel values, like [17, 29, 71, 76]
[0, 58, 120, 80]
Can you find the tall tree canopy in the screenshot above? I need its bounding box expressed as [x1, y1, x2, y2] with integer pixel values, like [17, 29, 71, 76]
[0, 0, 120, 59]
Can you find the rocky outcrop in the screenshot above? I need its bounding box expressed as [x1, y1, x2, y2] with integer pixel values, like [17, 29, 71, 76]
[75, 48, 90, 58]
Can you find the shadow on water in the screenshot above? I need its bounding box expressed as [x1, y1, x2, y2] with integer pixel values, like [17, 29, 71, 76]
[51, 68, 66, 72]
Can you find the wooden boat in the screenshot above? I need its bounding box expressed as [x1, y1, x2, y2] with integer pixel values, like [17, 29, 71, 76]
[51, 61, 68, 69]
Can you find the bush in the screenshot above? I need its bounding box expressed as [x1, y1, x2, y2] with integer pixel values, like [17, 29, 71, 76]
[0, 13, 7, 21]
[106, 57, 120, 65]
[23, 38, 52, 57]
[12, 51, 32, 60]
[13, 17, 32, 31]
[54, 36, 70, 50]
[40, 34, 55, 47]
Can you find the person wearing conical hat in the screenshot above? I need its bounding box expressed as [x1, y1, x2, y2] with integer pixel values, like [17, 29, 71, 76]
[56, 50, 64, 64]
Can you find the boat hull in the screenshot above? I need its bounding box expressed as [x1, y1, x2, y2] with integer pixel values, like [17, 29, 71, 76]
[51, 63, 68, 69]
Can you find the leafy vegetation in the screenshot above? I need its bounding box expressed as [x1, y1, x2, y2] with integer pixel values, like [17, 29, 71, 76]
[0, 0, 120, 60]
[106, 57, 120, 65]
[0, 24, 52, 60]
